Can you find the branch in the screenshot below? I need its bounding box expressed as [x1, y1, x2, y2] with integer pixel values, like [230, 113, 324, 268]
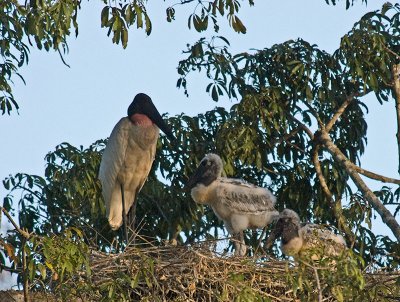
[299, 260, 323, 302]
[271, 126, 301, 146]
[304, 102, 324, 129]
[352, 165, 400, 185]
[313, 266, 323, 302]
[319, 131, 400, 242]
[392, 64, 400, 175]
[286, 114, 314, 140]
[311, 146, 356, 244]
[325, 94, 355, 133]
[0, 206, 30, 239]
[22, 239, 30, 302]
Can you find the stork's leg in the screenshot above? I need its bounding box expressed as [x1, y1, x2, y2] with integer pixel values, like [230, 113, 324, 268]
[120, 184, 129, 246]
[233, 232, 247, 256]
[127, 201, 137, 241]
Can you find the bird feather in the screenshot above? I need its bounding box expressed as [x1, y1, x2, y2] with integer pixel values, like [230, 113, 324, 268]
[216, 178, 276, 214]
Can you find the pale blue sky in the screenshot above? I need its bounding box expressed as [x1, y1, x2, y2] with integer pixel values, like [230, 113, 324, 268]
[0, 0, 397, 288]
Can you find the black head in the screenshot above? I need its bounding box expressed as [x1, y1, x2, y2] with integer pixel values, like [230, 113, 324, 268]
[274, 209, 301, 236]
[127, 93, 175, 141]
[185, 153, 223, 189]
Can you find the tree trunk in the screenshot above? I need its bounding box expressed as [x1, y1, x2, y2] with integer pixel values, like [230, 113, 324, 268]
[392, 64, 400, 175]
[319, 131, 400, 242]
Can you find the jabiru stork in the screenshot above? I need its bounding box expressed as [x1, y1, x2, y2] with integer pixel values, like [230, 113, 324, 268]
[186, 153, 279, 256]
[98, 93, 174, 243]
[267, 209, 347, 260]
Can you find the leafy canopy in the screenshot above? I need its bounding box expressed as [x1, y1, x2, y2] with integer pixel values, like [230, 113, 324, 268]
[1, 1, 399, 299]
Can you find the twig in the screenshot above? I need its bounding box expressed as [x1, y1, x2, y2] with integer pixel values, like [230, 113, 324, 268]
[352, 164, 400, 185]
[286, 114, 314, 139]
[325, 93, 356, 133]
[271, 127, 301, 146]
[311, 145, 356, 244]
[22, 239, 30, 302]
[299, 260, 323, 302]
[392, 64, 400, 175]
[0, 206, 30, 239]
[313, 265, 323, 302]
[303, 102, 325, 129]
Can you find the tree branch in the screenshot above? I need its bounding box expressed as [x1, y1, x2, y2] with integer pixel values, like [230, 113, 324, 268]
[392, 64, 400, 175]
[304, 102, 325, 129]
[319, 131, 400, 242]
[352, 165, 400, 185]
[325, 94, 355, 133]
[22, 239, 30, 302]
[299, 260, 323, 302]
[286, 114, 314, 140]
[0, 206, 30, 239]
[311, 146, 356, 244]
[271, 126, 301, 146]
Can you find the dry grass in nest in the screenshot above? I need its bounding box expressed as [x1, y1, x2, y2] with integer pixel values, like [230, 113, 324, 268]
[89, 240, 293, 301]
[86, 239, 400, 301]
[2, 239, 399, 301]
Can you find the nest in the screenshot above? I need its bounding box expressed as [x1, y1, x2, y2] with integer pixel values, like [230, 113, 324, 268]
[2, 239, 400, 301]
[89, 240, 292, 301]
[86, 240, 400, 301]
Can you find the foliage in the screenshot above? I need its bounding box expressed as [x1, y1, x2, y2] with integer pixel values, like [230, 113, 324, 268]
[0, 0, 254, 115]
[1, 0, 400, 300]
[0, 227, 89, 299]
[0, 0, 80, 114]
[1, 0, 369, 115]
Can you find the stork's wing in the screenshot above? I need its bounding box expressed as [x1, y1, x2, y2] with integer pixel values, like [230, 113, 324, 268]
[215, 178, 277, 214]
[98, 117, 130, 214]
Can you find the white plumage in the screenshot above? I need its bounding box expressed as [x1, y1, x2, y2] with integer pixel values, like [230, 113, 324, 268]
[99, 117, 159, 230]
[187, 153, 279, 256]
[99, 93, 174, 234]
[271, 209, 347, 260]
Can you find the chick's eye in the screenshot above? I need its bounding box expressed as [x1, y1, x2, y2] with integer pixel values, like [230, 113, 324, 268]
[201, 160, 207, 166]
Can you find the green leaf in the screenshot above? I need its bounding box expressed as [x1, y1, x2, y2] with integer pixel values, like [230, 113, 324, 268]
[192, 43, 204, 57]
[369, 73, 378, 91]
[218, 0, 225, 15]
[122, 27, 128, 48]
[231, 15, 246, 33]
[135, 5, 143, 28]
[101, 6, 109, 27]
[211, 85, 218, 101]
[145, 14, 152, 35]
[193, 14, 203, 32]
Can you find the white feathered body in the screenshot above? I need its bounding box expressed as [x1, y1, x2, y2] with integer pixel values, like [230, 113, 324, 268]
[191, 177, 279, 234]
[99, 117, 159, 230]
[282, 223, 346, 260]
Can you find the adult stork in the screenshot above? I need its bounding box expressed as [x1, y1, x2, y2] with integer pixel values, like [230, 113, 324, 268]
[186, 153, 279, 256]
[267, 209, 347, 260]
[99, 93, 174, 243]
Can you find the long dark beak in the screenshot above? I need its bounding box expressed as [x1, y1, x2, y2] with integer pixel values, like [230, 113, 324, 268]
[143, 101, 175, 141]
[185, 164, 206, 190]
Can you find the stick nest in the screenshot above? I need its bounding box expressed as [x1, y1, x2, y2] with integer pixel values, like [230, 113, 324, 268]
[85, 240, 400, 301]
